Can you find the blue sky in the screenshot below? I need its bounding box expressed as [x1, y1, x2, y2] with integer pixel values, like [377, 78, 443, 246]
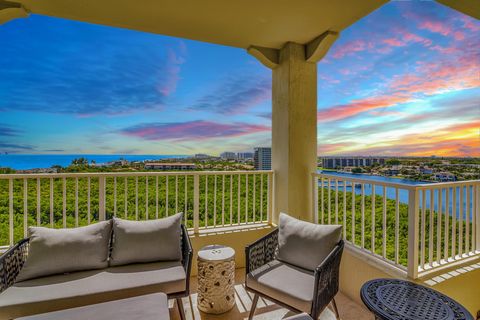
[0, 1, 478, 156]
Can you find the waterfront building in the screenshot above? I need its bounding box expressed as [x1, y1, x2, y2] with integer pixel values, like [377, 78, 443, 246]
[321, 156, 386, 169]
[237, 152, 254, 160]
[254, 147, 271, 170]
[144, 162, 196, 170]
[194, 154, 210, 159]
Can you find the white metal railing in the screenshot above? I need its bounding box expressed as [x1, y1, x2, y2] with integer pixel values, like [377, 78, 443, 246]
[312, 173, 480, 278]
[0, 170, 274, 248]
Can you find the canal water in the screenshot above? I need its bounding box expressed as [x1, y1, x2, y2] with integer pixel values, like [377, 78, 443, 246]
[318, 171, 474, 217]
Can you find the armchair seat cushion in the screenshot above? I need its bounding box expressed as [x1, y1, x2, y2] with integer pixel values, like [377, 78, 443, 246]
[246, 259, 314, 313]
[0, 261, 186, 319]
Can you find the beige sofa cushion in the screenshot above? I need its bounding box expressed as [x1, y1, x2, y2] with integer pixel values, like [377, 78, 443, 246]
[276, 212, 342, 270]
[110, 213, 183, 266]
[246, 259, 314, 313]
[16, 221, 112, 282]
[16, 292, 170, 320]
[0, 261, 186, 319]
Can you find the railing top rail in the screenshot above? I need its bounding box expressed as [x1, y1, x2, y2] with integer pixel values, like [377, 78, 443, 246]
[415, 179, 480, 188]
[0, 170, 274, 180]
[313, 172, 417, 190]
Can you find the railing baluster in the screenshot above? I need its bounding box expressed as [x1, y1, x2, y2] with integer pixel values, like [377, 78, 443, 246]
[87, 177, 91, 224]
[214, 175, 217, 227]
[145, 176, 149, 220]
[36, 178, 41, 226]
[466, 184, 470, 254]
[75, 178, 79, 226]
[259, 174, 263, 223]
[475, 183, 480, 252]
[321, 177, 324, 224]
[352, 182, 355, 244]
[50, 178, 54, 227]
[62, 177, 66, 228]
[459, 185, 464, 256]
[237, 174, 241, 224]
[327, 178, 331, 224]
[205, 175, 208, 227]
[155, 176, 159, 219]
[421, 189, 426, 269]
[124, 177, 128, 219]
[429, 188, 434, 266]
[222, 174, 226, 225]
[267, 172, 273, 224]
[165, 176, 169, 217]
[113, 177, 117, 218]
[371, 184, 375, 254]
[135, 177, 139, 220]
[184, 175, 188, 225]
[444, 187, 450, 261]
[361, 183, 365, 249]
[252, 174, 256, 223]
[9, 178, 13, 246]
[23, 178, 28, 238]
[230, 174, 233, 225]
[452, 186, 457, 258]
[175, 175, 179, 214]
[313, 175, 318, 223]
[395, 187, 399, 264]
[193, 174, 199, 233]
[383, 186, 387, 258]
[98, 176, 106, 221]
[335, 179, 339, 225]
[343, 182, 347, 241]
[245, 174, 249, 223]
[437, 188, 442, 264]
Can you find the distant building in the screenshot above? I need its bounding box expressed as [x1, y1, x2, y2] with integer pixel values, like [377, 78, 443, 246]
[145, 163, 196, 170]
[220, 152, 237, 160]
[194, 154, 210, 159]
[434, 172, 456, 182]
[254, 147, 271, 170]
[237, 152, 254, 160]
[321, 156, 386, 169]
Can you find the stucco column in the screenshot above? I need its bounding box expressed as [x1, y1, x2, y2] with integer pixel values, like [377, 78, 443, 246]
[271, 42, 317, 223]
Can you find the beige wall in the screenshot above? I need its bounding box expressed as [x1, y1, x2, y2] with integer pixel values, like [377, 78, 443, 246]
[189, 225, 274, 277]
[339, 246, 480, 317]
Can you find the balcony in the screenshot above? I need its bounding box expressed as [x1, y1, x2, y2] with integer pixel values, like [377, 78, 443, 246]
[0, 170, 479, 318]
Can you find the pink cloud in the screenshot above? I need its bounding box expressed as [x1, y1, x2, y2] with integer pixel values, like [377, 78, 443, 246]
[331, 40, 367, 59]
[383, 38, 405, 47]
[120, 120, 270, 141]
[157, 47, 185, 97]
[418, 20, 451, 36]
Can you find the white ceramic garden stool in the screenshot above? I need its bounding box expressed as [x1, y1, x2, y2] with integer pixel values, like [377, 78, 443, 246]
[197, 245, 236, 314]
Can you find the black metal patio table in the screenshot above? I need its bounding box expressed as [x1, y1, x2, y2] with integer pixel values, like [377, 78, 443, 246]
[360, 278, 473, 320]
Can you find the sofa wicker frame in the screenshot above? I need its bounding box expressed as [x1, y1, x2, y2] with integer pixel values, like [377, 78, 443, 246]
[245, 229, 344, 320]
[0, 224, 193, 320]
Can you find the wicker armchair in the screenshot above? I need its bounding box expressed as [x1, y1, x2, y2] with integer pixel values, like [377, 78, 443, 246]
[245, 229, 344, 320]
[0, 224, 193, 320]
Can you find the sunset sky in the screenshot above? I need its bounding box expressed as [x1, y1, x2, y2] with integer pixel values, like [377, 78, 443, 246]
[0, 1, 478, 156]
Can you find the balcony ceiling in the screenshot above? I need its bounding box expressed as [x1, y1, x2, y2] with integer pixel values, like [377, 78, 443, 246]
[10, 0, 387, 49]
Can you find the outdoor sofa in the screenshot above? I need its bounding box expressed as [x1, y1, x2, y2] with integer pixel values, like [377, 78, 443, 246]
[0, 212, 192, 320]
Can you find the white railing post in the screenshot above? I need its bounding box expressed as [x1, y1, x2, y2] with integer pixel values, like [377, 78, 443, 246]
[98, 176, 106, 221]
[267, 172, 273, 224]
[476, 182, 480, 252]
[407, 187, 420, 279]
[193, 174, 200, 234]
[312, 174, 319, 223]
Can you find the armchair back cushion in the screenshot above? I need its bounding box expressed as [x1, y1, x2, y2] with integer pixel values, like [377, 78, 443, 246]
[110, 212, 183, 266]
[276, 213, 342, 271]
[16, 221, 112, 282]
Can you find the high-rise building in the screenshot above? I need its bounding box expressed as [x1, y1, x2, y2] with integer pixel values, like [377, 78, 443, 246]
[237, 152, 254, 160]
[254, 147, 271, 170]
[220, 152, 237, 160]
[320, 156, 386, 169]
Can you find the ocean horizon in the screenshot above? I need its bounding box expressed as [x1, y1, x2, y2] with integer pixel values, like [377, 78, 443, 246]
[0, 154, 188, 170]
